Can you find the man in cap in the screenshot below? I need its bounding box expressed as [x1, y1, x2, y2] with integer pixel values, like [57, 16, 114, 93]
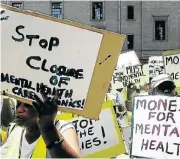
[149, 74, 176, 96]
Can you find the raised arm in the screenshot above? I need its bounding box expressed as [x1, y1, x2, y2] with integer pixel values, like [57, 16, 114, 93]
[32, 90, 82, 158]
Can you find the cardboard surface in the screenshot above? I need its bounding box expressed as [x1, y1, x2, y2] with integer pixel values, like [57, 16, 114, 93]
[1, 4, 125, 119]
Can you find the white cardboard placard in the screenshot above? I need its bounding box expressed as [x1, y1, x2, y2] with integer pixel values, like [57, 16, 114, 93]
[131, 95, 180, 159]
[1, 5, 125, 119]
[163, 51, 180, 87]
[148, 56, 165, 81]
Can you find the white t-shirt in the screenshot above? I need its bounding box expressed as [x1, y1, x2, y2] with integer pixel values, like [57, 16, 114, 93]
[0, 120, 74, 158]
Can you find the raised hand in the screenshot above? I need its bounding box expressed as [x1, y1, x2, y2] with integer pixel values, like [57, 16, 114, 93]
[32, 84, 58, 128]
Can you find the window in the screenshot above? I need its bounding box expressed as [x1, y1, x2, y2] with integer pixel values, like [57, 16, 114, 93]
[51, 2, 63, 19]
[153, 16, 168, 41]
[92, 2, 104, 20]
[155, 21, 166, 40]
[127, 35, 134, 50]
[11, 2, 23, 9]
[127, 6, 134, 20]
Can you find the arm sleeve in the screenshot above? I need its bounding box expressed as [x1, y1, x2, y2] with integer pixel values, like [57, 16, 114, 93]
[56, 120, 75, 134]
[46, 120, 75, 158]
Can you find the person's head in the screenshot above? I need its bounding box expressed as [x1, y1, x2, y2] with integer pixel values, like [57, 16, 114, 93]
[150, 74, 176, 96]
[16, 101, 37, 128]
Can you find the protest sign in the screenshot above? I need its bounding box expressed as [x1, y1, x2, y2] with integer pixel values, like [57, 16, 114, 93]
[56, 100, 126, 158]
[0, 4, 125, 119]
[112, 65, 147, 89]
[148, 56, 165, 82]
[131, 95, 180, 159]
[116, 51, 141, 70]
[163, 50, 180, 88]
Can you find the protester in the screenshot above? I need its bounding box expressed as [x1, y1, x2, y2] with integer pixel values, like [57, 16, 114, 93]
[149, 73, 176, 96]
[0, 95, 16, 128]
[0, 95, 17, 146]
[125, 83, 136, 112]
[0, 87, 82, 158]
[116, 74, 177, 159]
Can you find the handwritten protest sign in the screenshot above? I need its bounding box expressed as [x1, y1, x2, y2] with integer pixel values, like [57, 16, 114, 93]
[0, 4, 125, 119]
[56, 100, 126, 158]
[163, 50, 180, 88]
[112, 65, 147, 89]
[116, 50, 141, 70]
[148, 56, 165, 81]
[131, 95, 180, 159]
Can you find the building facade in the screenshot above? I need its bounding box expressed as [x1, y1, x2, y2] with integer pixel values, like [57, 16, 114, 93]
[2, 1, 180, 63]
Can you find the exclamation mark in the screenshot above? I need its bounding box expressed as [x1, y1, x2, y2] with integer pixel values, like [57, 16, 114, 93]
[81, 99, 85, 109]
[89, 119, 93, 125]
[81, 142, 84, 150]
[101, 126, 107, 144]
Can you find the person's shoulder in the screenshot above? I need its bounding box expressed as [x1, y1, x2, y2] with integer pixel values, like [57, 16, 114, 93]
[7, 123, 22, 136]
[55, 119, 75, 134]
